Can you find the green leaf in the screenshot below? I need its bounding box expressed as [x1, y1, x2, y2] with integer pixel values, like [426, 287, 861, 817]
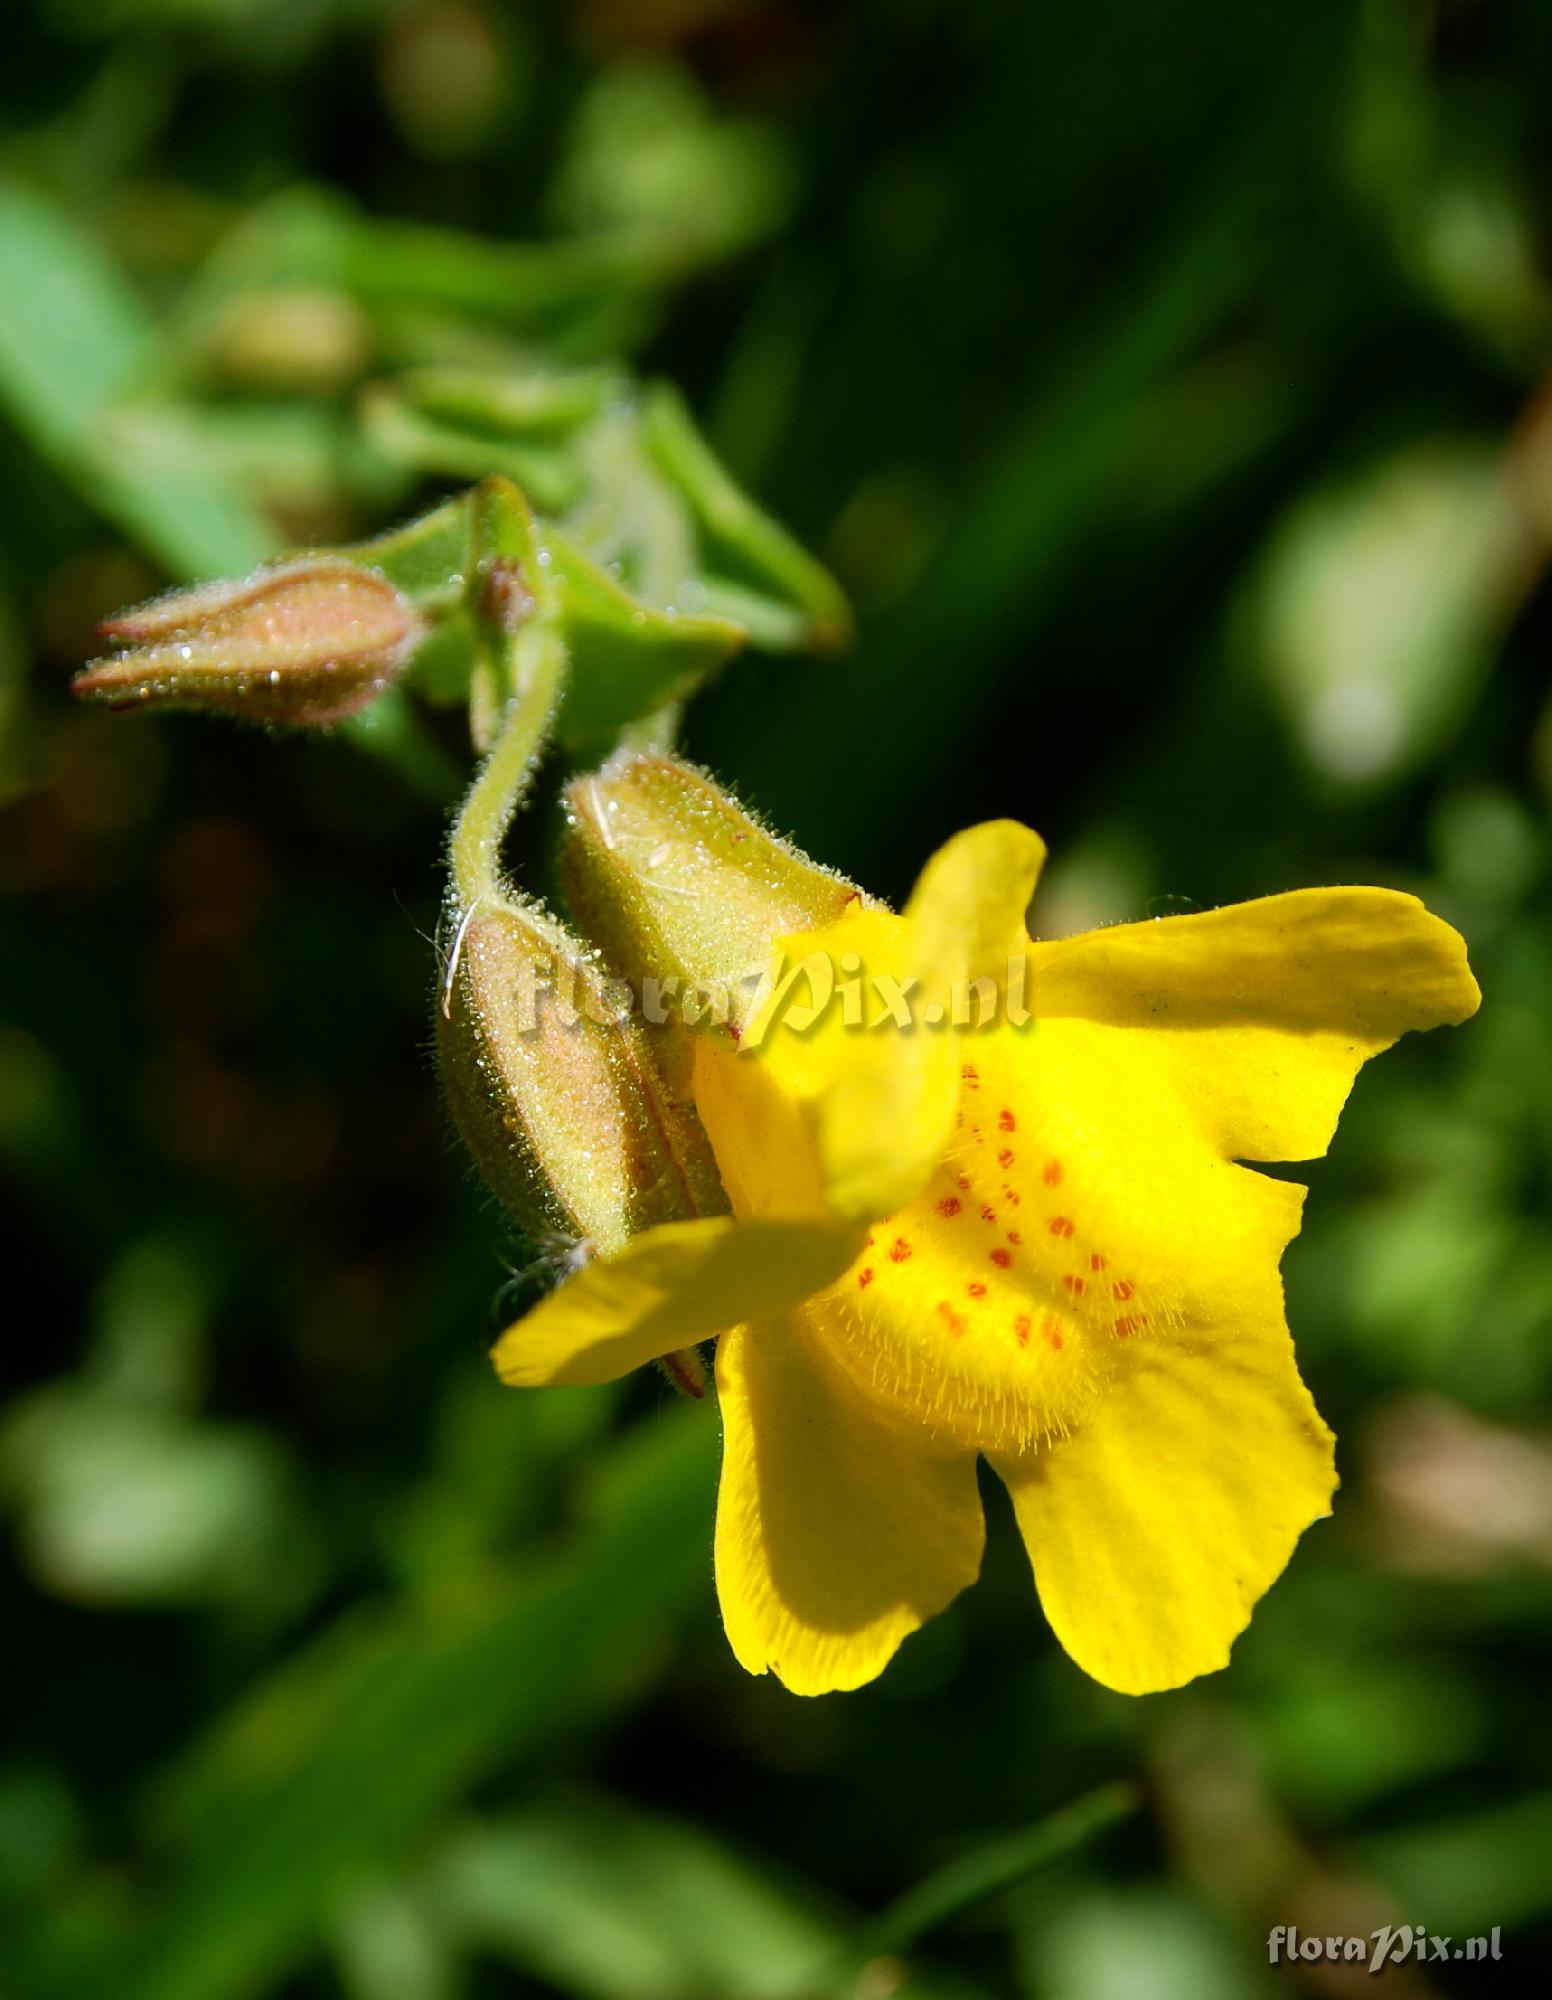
[341, 494, 472, 611]
[845, 1783, 1138, 1963]
[0, 176, 278, 577]
[360, 381, 584, 514]
[543, 526, 745, 749]
[397, 364, 623, 441]
[72, 1412, 719, 2000]
[424, 1798, 837, 2000]
[642, 383, 852, 652]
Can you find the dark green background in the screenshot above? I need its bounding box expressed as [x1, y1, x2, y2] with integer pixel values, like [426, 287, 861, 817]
[3, 2, 1551, 1995]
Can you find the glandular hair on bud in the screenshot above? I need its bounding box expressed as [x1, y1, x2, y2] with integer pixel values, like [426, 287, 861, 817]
[562, 754, 861, 1042]
[437, 893, 727, 1258]
[73, 559, 420, 727]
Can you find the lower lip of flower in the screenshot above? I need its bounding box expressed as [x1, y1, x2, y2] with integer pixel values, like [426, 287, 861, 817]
[805, 1121, 1149, 1455]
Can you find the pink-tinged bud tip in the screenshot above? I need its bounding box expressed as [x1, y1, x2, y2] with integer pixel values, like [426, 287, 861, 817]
[74, 560, 421, 728]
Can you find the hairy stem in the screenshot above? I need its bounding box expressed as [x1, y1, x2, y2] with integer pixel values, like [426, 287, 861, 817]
[448, 619, 566, 907]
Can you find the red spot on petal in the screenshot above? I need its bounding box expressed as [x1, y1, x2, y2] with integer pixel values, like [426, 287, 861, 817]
[1003, 1187, 1022, 1206]
[858, 1268, 874, 1289]
[889, 1237, 913, 1263]
[1114, 1316, 1135, 1336]
[980, 1205, 998, 1224]
[938, 1196, 962, 1218]
[967, 1281, 987, 1299]
[999, 1109, 1016, 1131]
[1063, 1274, 1086, 1295]
[1043, 1160, 1063, 1185]
[1049, 1216, 1074, 1238]
[1042, 1317, 1065, 1351]
[938, 1301, 966, 1337]
[1007, 1230, 1022, 1245]
[961, 1065, 980, 1088]
[989, 1247, 1012, 1269]
[957, 1173, 971, 1190]
[1090, 1253, 1108, 1272]
[1112, 1280, 1135, 1301]
[998, 1148, 1016, 1168]
[1014, 1314, 1032, 1347]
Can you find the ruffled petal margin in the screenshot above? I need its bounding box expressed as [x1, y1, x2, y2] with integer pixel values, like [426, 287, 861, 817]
[1030, 886, 1480, 1163]
[991, 1310, 1336, 1695]
[715, 1310, 985, 1693]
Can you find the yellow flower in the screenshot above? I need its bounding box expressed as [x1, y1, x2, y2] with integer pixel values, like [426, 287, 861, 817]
[493, 820, 1480, 1696]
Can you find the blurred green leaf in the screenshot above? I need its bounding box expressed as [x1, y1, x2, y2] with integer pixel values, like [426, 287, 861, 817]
[1364, 1790, 1552, 1935]
[0, 177, 278, 576]
[423, 1797, 836, 2000]
[1254, 441, 1535, 789]
[80, 1410, 717, 2000]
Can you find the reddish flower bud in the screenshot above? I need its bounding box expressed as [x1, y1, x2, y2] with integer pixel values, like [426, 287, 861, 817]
[73, 560, 420, 727]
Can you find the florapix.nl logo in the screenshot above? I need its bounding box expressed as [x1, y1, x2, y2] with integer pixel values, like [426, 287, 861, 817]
[1268, 1925, 1503, 1973]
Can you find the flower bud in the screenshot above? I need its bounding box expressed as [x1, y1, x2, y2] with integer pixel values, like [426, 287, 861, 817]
[74, 560, 421, 727]
[437, 893, 727, 1267]
[561, 753, 860, 1045]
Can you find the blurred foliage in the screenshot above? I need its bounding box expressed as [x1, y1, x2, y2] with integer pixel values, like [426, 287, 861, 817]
[3, 1, 1552, 1996]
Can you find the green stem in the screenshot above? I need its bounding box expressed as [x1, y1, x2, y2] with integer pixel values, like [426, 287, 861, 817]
[448, 620, 566, 906]
[839, 1781, 1137, 1970]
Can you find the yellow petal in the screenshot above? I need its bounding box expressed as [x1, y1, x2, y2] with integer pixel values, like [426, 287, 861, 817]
[715, 1309, 984, 1694]
[906, 817, 1047, 988]
[696, 902, 933, 1224]
[783, 1012, 1306, 1459]
[991, 1311, 1336, 1694]
[1030, 886, 1480, 1160]
[491, 1216, 864, 1387]
[820, 820, 1045, 1219]
[712, 822, 1046, 1227]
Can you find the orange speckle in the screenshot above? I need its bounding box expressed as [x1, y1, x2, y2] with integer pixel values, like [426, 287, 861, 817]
[1090, 1252, 1108, 1272]
[957, 1173, 971, 1191]
[1043, 1160, 1063, 1185]
[1114, 1316, 1135, 1337]
[999, 1109, 1016, 1131]
[1042, 1317, 1065, 1351]
[889, 1237, 913, 1263]
[1112, 1280, 1135, 1301]
[858, 1268, 875, 1289]
[967, 1281, 987, 1299]
[1049, 1216, 1075, 1238]
[1007, 1229, 1022, 1245]
[938, 1301, 966, 1337]
[938, 1195, 963, 1218]
[1063, 1274, 1086, 1295]
[961, 1064, 980, 1088]
[998, 1148, 1016, 1168]
[989, 1247, 1012, 1269]
[980, 1205, 997, 1224]
[1014, 1314, 1032, 1347]
[1003, 1187, 1022, 1206]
